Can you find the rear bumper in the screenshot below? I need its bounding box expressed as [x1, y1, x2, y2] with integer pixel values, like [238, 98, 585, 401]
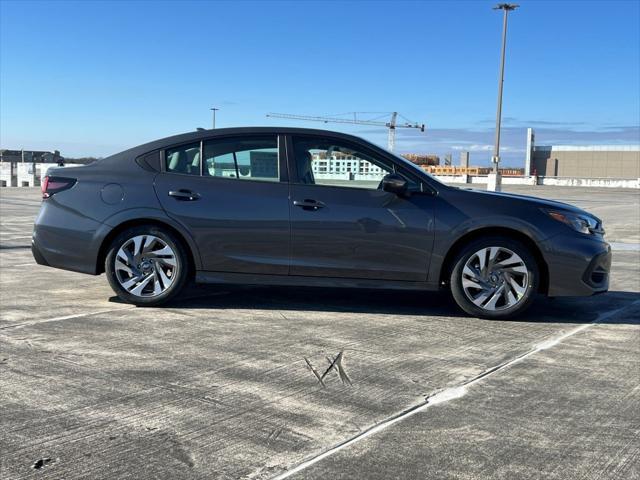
[31, 240, 50, 267]
[31, 199, 103, 275]
[540, 233, 611, 297]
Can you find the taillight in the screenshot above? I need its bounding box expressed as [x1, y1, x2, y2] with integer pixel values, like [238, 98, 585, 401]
[42, 176, 76, 199]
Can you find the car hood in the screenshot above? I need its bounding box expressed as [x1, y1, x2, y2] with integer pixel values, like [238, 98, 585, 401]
[458, 188, 598, 219]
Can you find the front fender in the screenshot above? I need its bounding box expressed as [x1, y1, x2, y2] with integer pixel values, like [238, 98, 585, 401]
[427, 214, 549, 285]
[447, 215, 550, 245]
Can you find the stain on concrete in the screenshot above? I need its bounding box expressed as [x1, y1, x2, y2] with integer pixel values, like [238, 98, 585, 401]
[32, 457, 54, 469]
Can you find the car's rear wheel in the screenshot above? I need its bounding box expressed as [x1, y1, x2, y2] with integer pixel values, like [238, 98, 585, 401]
[450, 237, 538, 319]
[105, 226, 189, 306]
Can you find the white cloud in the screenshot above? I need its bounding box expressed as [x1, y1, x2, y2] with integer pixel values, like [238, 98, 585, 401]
[451, 144, 493, 152]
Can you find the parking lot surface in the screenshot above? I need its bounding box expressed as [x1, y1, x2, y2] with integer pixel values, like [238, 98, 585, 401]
[1, 185, 639, 480]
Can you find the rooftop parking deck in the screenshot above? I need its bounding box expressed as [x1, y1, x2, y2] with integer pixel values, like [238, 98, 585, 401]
[0, 185, 638, 480]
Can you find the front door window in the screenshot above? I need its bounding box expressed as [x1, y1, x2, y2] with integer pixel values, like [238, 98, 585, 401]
[292, 137, 394, 189]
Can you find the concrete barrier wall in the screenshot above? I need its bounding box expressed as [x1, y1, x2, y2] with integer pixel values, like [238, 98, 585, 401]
[538, 176, 639, 189]
[16, 163, 42, 187]
[434, 175, 468, 184]
[314, 172, 350, 181]
[434, 175, 639, 189]
[0, 163, 15, 187]
[3, 167, 638, 189]
[354, 173, 386, 182]
[0, 163, 86, 187]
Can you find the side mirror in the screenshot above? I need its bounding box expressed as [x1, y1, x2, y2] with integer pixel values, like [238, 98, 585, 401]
[381, 173, 409, 196]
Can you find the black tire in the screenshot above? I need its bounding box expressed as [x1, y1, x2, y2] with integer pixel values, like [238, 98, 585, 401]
[105, 225, 189, 306]
[450, 236, 539, 319]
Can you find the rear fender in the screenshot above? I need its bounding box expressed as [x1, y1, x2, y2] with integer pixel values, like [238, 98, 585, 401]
[96, 208, 203, 271]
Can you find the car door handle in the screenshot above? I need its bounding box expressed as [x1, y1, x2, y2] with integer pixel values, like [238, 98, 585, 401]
[168, 189, 201, 201]
[293, 199, 325, 211]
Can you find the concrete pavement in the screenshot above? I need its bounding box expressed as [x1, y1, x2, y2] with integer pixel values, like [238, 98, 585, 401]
[0, 186, 638, 479]
[295, 304, 640, 480]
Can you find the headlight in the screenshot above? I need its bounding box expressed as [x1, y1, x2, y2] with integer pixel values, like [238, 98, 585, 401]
[544, 209, 603, 235]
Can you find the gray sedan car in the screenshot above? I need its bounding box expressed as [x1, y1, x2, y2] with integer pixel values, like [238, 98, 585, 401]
[32, 127, 611, 319]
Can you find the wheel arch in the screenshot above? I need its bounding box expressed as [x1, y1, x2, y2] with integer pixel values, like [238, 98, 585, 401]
[439, 226, 549, 294]
[96, 219, 197, 278]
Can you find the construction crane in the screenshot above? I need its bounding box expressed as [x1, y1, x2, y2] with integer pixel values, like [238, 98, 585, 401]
[265, 112, 425, 152]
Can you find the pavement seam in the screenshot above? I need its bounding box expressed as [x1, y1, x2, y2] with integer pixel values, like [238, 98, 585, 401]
[0, 307, 135, 331]
[271, 298, 640, 480]
[0, 291, 231, 331]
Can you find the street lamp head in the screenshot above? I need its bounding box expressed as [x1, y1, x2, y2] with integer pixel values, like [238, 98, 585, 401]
[210, 107, 220, 129]
[493, 3, 519, 10]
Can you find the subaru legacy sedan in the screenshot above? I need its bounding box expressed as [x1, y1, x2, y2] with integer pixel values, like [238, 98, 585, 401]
[32, 127, 611, 319]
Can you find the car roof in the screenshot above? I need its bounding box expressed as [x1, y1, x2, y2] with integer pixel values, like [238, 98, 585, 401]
[96, 126, 445, 192]
[108, 126, 374, 161]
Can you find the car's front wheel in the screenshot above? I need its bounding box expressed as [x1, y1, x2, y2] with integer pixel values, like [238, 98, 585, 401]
[450, 237, 539, 319]
[105, 225, 189, 306]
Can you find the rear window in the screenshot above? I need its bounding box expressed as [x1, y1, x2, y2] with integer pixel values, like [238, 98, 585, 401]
[136, 150, 161, 171]
[165, 142, 201, 175]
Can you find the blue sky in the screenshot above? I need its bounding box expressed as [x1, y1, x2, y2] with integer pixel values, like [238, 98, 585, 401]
[1, 0, 639, 166]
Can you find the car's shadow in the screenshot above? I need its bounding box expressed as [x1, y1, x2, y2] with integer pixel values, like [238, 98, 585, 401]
[110, 284, 640, 325]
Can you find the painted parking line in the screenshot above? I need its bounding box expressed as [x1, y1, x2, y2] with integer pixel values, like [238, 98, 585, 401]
[0, 236, 32, 241]
[272, 298, 640, 480]
[609, 242, 640, 252]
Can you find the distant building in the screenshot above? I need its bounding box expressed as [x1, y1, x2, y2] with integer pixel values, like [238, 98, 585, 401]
[0, 149, 63, 164]
[402, 153, 440, 166]
[530, 145, 640, 179]
[0, 149, 66, 187]
[525, 129, 640, 179]
[311, 152, 387, 176]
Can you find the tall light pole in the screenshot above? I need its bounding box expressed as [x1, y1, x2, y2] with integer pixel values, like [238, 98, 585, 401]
[489, 3, 518, 192]
[210, 107, 219, 129]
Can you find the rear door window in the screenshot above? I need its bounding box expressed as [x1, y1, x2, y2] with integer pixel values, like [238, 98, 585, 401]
[203, 136, 279, 182]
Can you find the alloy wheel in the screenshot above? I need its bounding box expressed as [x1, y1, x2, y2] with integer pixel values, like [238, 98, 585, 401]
[114, 235, 178, 298]
[461, 246, 529, 311]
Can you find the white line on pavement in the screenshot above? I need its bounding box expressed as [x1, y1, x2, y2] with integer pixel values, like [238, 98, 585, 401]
[609, 242, 640, 252]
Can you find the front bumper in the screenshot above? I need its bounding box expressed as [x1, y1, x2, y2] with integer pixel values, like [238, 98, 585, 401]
[540, 233, 611, 297]
[581, 250, 612, 291]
